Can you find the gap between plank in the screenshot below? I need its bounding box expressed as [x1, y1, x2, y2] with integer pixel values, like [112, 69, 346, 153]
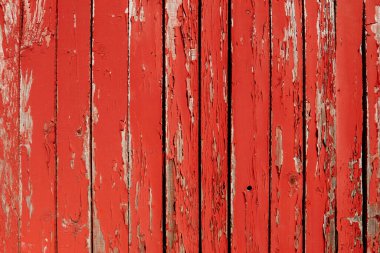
[361, 1, 368, 250]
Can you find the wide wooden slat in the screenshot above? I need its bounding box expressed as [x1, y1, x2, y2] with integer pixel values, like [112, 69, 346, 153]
[20, 0, 57, 251]
[164, 0, 199, 251]
[270, 0, 304, 251]
[0, 1, 20, 252]
[304, 0, 337, 252]
[57, 0, 91, 251]
[230, 0, 270, 252]
[91, 0, 129, 251]
[200, 0, 228, 251]
[336, 0, 364, 251]
[128, 0, 163, 251]
[366, 0, 380, 251]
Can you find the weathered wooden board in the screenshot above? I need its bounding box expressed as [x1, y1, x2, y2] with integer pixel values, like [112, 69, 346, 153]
[270, 0, 304, 251]
[0, 1, 20, 252]
[230, 0, 270, 252]
[0, 0, 376, 251]
[304, 0, 337, 252]
[129, 0, 163, 251]
[336, 0, 364, 251]
[91, 0, 129, 251]
[200, 0, 229, 251]
[57, 0, 91, 251]
[20, 0, 57, 251]
[366, 0, 380, 251]
[164, 0, 199, 252]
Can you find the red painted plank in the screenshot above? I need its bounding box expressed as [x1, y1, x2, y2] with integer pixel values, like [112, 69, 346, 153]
[304, 0, 337, 252]
[20, 0, 57, 251]
[92, 0, 129, 251]
[164, 0, 199, 251]
[57, 0, 91, 251]
[336, 1, 364, 251]
[201, 0, 228, 251]
[270, 0, 304, 251]
[230, 0, 270, 252]
[366, 1, 380, 251]
[0, 1, 20, 252]
[128, 0, 163, 251]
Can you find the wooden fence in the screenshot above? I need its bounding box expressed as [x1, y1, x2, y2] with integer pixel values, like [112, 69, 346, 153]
[0, 0, 378, 252]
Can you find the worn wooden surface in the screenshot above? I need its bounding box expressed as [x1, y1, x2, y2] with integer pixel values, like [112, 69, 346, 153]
[304, 0, 337, 252]
[0, 0, 377, 252]
[230, 0, 270, 252]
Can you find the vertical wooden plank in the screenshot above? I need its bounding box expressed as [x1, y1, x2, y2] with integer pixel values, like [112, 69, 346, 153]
[57, 0, 91, 251]
[336, 0, 364, 251]
[128, 0, 163, 251]
[20, 0, 57, 251]
[304, 0, 337, 252]
[92, 0, 129, 251]
[0, 1, 20, 252]
[230, 0, 270, 252]
[201, 0, 228, 251]
[270, 0, 303, 251]
[366, 0, 380, 251]
[164, 0, 199, 252]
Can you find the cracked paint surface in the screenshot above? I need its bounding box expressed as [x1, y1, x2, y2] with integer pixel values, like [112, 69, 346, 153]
[20, 0, 57, 251]
[230, 0, 270, 251]
[336, 0, 364, 251]
[165, 0, 199, 251]
[367, 2, 380, 251]
[304, 0, 337, 252]
[271, 0, 303, 251]
[201, 0, 228, 251]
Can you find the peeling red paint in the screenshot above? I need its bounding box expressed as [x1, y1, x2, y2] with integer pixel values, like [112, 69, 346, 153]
[366, 2, 380, 251]
[304, 0, 337, 252]
[164, 0, 199, 251]
[0, 1, 376, 252]
[201, 0, 229, 251]
[230, 0, 270, 251]
[271, 0, 304, 251]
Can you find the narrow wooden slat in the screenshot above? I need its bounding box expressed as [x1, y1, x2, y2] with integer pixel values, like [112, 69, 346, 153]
[92, 0, 129, 251]
[164, 0, 199, 251]
[0, 1, 20, 252]
[57, 0, 91, 251]
[335, 0, 364, 251]
[365, 0, 380, 251]
[200, 0, 228, 251]
[20, 0, 57, 251]
[270, 0, 304, 251]
[128, 0, 163, 251]
[304, 0, 337, 252]
[230, 0, 270, 252]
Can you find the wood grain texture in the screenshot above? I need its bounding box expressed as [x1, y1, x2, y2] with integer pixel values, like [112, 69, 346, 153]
[200, 0, 228, 251]
[164, 0, 199, 252]
[20, 0, 57, 251]
[270, 0, 304, 251]
[0, 1, 375, 251]
[304, 0, 337, 252]
[366, 0, 380, 251]
[0, 1, 20, 252]
[128, 0, 163, 251]
[57, 0, 91, 251]
[336, 0, 364, 251]
[230, 0, 270, 252]
[91, 0, 129, 251]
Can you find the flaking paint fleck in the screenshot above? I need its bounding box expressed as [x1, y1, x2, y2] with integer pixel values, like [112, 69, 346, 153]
[175, 123, 184, 164]
[165, 0, 183, 60]
[283, 0, 299, 82]
[22, 0, 49, 48]
[275, 127, 283, 171]
[371, 6, 380, 64]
